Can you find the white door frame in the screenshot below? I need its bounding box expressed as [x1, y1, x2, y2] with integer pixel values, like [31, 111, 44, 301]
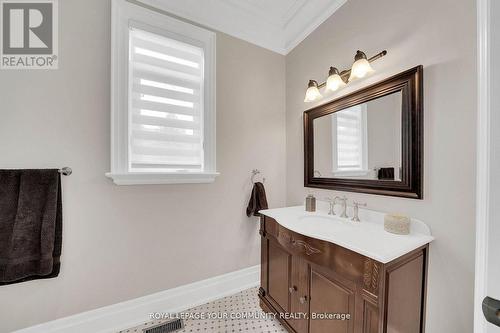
[474, 0, 490, 331]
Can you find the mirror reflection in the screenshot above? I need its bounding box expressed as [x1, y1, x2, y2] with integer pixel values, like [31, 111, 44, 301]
[313, 91, 402, 181]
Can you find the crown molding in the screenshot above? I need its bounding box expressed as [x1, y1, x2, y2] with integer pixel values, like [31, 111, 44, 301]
[284, 0, 348, 53]
[136, 0, 347, 55]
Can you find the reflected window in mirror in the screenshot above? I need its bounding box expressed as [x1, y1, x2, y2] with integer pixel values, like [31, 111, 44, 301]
[333, 104, 368, 177]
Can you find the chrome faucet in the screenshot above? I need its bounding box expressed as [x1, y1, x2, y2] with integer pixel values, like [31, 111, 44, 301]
[352, 201, 367, 222]
[335, 196, 348, 218]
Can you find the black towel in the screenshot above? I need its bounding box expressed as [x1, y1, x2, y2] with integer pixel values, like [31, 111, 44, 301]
[378, 167, 395, 180]
[246, 182, 268, 217]
[0, 169, 62, 285]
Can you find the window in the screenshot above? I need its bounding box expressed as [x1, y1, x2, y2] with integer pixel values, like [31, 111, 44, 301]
[107, 0, 217, 185]
[332, 104, 368, 176]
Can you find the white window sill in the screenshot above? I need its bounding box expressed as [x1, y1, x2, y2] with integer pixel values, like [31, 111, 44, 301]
[332, 169, 371, 177]
[105, 172, 220, 185]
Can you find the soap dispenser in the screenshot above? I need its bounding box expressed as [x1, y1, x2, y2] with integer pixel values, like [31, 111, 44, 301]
[305, 192, 316, 212]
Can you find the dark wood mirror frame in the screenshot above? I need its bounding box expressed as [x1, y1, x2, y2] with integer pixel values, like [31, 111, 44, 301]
[304, 65, 423, 199]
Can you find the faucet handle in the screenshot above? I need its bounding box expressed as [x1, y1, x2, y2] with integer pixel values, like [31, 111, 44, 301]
[323, 197, 336, 215]
[352, 201, 367, 222]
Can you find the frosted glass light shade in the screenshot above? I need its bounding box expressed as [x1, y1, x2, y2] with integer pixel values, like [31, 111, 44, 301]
[326, 73, 346, 92]
[304, 80, 322, 102]
[349, 58, 374, 81]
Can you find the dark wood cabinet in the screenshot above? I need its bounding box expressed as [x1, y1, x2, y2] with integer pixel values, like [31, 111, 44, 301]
[259, 216, 429, 333]
[267, 241, 291, 313]
[289, 256, 309, 333]
[309, 266, 356, 333]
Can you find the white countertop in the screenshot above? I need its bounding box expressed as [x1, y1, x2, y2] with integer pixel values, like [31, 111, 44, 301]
[259, 204, 434, 264]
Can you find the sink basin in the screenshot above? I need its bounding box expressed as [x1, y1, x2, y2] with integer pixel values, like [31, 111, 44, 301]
[298, 215, 338, 223]
[297, 214, 356, 235]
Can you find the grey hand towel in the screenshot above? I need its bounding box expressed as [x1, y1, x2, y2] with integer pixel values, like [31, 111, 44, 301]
[246, 182, 268, 217]
[377, 167, 395, 180]
[0, 169, 62, 285]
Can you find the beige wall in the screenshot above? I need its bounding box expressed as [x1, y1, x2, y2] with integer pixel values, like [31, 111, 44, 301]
[285, 0, 476, 332]
[313, 114, 333, 177]
[366, 93, 402, 172]
[0, 0, 286, 331]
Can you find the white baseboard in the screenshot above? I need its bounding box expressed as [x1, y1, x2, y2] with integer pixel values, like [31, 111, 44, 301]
[14, 265, 260, 333]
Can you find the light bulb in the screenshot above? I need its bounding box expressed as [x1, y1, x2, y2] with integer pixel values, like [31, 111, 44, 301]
[304, 80, 322, 102]
[348, 51, 374, 81]
[326, 67, 346, 92]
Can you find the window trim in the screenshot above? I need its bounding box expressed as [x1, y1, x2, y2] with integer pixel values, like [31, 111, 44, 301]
[106, 0, 218, 185]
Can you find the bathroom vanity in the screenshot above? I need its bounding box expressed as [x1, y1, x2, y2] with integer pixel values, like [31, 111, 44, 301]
[258, 205, 433, 333]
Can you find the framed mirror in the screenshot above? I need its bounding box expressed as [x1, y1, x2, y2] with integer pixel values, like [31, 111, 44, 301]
[304, 66, 423, 199]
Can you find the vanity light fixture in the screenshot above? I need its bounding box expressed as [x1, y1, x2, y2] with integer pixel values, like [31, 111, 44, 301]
[326, 67, 346, 92]
[349, 50, 374, 81]
[304, 80, 322, 102]
[304, 50, 387, 102]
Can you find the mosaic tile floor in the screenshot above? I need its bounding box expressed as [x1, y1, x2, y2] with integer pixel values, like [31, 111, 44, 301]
[119, 287, 287, 333]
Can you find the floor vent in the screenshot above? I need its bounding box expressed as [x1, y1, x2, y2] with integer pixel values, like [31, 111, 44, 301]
[143, 319, 183, 333]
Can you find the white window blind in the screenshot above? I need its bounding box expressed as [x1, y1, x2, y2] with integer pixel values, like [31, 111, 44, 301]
[334, 105, 367, 171]
[129, 28, 205, 172]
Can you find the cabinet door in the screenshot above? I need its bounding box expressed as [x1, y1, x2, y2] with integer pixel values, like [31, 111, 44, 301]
[289, 256, 310, 333]
[385, 254, 424, 333]
[309, 267, 356, 333]
[362, 299, 379, 333]
[267, 240, 291, 313]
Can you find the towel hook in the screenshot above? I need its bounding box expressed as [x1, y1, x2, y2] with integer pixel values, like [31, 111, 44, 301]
[251, 169, 265, 184]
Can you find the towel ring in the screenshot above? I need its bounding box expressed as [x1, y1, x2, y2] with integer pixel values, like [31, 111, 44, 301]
[59, 167, 72, 176]
[251, 169, 265, 184]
